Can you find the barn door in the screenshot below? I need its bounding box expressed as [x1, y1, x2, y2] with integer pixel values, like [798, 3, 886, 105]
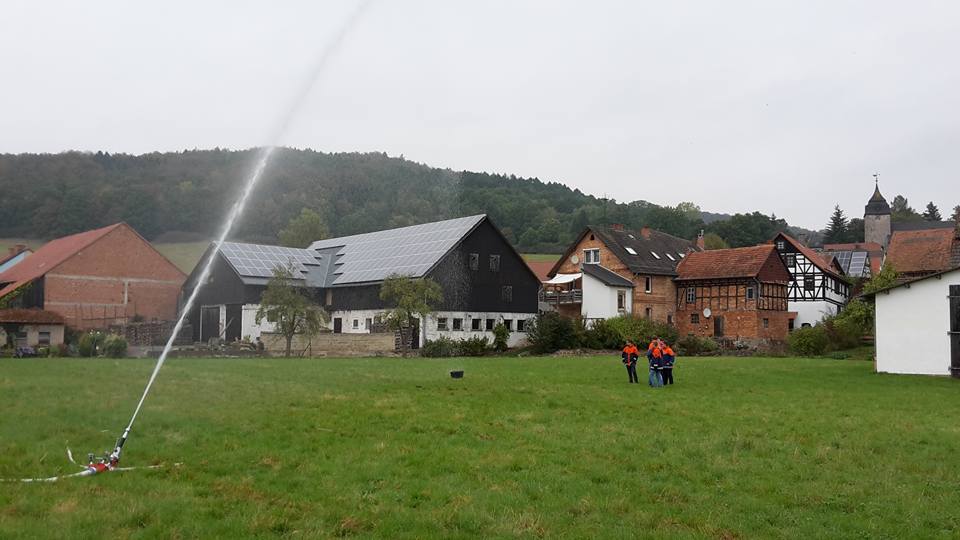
[333, 318, 342, 334]
[714, 316, 724, 337]
[950, 285, 960, 378]
[224, 304, 242, 342]
[200, 306, 220, 342]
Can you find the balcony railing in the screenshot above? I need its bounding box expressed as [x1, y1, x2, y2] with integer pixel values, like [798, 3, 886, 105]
[539, 289, 583, 304]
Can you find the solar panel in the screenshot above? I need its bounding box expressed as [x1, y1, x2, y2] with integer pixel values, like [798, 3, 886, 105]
[309, 215, 485, 285]
[848, 252, 868, 277]
[220, 242, 320, 279]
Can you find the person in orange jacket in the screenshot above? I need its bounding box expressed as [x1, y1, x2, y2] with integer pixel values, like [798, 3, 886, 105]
[647, 339, 664, 387]
[621, 341, 640, 383]
[661, 344, 676, 385]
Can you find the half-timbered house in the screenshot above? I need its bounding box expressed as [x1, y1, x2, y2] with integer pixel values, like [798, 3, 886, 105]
[772, 233, 849, 328]
[674, 245, 792, 343]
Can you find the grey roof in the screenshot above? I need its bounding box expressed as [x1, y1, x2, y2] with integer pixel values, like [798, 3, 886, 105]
[218, 242, 324, 286]
[864, 185, 891, 216]
[309, 215, 486, 286]
[581, 263, 634, 288]
[891, 220, 957, 232]
[577, 226, 698, 276]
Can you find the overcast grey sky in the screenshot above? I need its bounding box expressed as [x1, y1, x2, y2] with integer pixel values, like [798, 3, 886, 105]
[1, 1, 957, 228]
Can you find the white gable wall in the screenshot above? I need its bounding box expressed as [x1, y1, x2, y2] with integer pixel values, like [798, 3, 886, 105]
[875, 270, 958, 375]
[581, 272, 631, 320]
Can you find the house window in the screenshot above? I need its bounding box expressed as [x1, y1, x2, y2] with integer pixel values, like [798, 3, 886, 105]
[617, 290, 626, 310]
[437, 317, 448, 331]
[746, 287, 755, 300]
[763, 318, 769, 329]
[776, 240, 785, 250]
[584, 248, 600, 264]
[486, 319, 495, 331]
[645, 277, 652, 293]
[804, 277, 816, 292]
[501, 285, 513, 303]
[38, 331, 51, 346]
[471, 318, 481, 331]
[645, 307, 652, 319]
[489, 254, 501, 272]
[691, 313, 700, 324]
[785, 253, 796, 267]
[352, 319, 359, 329]
[504, 319, 513, 331]
[453, 318, 463, 331]
[667, 314, 673, 326]
[517, 319, 527, 332]
[686, 287, 696, 303]
[469, 253, 479, 271]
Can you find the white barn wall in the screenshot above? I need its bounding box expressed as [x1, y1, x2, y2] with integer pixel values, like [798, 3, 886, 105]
[422, 311, 534, 348]
[875, 271, 958, 375]
[580, 272, 631, 320]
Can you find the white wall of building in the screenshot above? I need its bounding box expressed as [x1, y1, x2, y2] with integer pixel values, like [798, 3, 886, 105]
[580, 273, 631, 320]
[790, 300, 840, 327]
[875, 271, 958, 375]
[423, 311, 534, 348]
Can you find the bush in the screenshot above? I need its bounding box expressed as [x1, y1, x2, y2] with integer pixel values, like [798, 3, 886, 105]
[492, 322, 510, 352]
[593, 315, 679, 350]
[421, 336, 460, 357]
[676, 335, 720, 356]
[54, 343, 70, 357]
[459, 336, 489, 356]
[526, 313, 580, 353]
[582, 318, 621, 349]
[103, 335, 128, 358]
[78, 332, 104, 357]
[788, 326, 829, 356]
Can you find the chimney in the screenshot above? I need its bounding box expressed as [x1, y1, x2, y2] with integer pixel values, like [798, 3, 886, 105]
[640, 226, 651, 239]
[696, 230, 705, 250]
[610, 223, 624, 231]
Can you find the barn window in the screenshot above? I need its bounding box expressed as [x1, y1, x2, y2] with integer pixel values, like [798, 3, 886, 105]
[503, 319, 513, 331]
[686, 287, 696, 303]
[501, 285, 513, 303]
[471, 318, 481, 331]
[352, 319, 359, 329]
[517, 319, 527, 332]
[645, 277, 653, 293]
[746, 287, 755, 300]
[489, 254, 501, 272]
[584, 249, 600, 264]
[691, 313, 700, 324]
[437, 317, 448, 331]
[38, 331, 51, 345]
[453, 318, 463, 330]
[763, 318, 769, 328]
[486, 319, 495, 331]
[469, 253, 479, 271]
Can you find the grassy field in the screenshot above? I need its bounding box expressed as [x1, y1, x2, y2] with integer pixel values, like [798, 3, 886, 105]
[1, 356, 958, 538]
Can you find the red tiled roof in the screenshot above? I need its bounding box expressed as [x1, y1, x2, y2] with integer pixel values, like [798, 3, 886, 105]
[0, 224, 122, 299]
[676, 245, 779, 281]
[776, 233, 844, 280]
[0, 308, 65, 325]
[885, 228, 959, 274]
[525, 260, 557, 282]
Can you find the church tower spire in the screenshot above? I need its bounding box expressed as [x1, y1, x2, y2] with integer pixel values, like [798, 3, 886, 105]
[864, 175, 892, 249]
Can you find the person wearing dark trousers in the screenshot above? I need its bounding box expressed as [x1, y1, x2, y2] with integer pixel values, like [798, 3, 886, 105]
[647, 342, 664, 387]
[661, 344, 675, 385]
[622, 341, 640, 383]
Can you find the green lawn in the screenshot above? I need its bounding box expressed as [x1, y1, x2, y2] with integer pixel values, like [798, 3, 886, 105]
[1, 356, 958, 538]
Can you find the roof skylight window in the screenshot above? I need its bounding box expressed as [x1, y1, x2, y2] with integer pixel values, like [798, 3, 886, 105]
[666, 253, 676, 261]
[650, 251, 661, 259]
[625, 247, 637, 255]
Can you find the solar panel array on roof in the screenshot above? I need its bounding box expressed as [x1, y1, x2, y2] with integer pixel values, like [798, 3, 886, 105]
[848, 252, 869, 277]
[309, 215, 485, 286]
[834, 251, 852, 272]
[219, 242, 319, 279]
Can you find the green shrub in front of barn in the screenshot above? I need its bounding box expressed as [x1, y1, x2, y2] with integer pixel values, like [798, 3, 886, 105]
[788, 326, 829, 356]
[103, 335, 128, 358]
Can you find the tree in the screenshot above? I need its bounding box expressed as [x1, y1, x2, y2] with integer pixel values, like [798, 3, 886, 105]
[278, 208, 329, 248]
[379, 274, 443, 357]
[702, 232, 729, 250]
[845, 218, 865, 244]
[891, 195, 922, 222]
[255, 264, 328, 357]
[823, 205, 848, 244]
[861, 263, 899, 295]
[922, 202, 942, 221]
[952, 205, 960, 223]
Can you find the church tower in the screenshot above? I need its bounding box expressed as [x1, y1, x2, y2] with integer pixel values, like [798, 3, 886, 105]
[864, 181, 892, 250]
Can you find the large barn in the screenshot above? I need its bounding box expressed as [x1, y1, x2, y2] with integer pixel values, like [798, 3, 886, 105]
[868, 266, 960, 376]
[181, 215, 541, 348]
[0, 223, 186, 329]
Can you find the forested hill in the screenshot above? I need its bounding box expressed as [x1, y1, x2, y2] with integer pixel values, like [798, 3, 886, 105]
[0, 148, 812, 251]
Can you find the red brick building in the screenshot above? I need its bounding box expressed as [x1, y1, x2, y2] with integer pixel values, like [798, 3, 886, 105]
[674, 244, 792, 342]
[0, 223, 185, 329]
[548, 225, 700, 324]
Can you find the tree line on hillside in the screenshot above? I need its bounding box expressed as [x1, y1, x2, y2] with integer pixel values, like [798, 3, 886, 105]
[0, 148, 814, 251]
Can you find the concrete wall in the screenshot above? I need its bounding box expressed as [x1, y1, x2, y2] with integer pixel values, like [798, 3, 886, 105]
[44, 224, 185, 329]
[875, 271, 957, 375]
[260, 331, 396, 357]
[581, 272, 630, 320]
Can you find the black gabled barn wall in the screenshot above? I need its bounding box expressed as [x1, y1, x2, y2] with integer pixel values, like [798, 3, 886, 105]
[182, 253, 249, 341]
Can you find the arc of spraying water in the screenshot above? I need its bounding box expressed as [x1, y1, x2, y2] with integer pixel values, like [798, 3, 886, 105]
[109, 0, 376, 464]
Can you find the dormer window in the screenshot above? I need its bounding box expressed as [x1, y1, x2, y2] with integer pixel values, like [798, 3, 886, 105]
[625, 247, 637, 255]
[650, 251, 661, 260]
[584, 249, 600, 264]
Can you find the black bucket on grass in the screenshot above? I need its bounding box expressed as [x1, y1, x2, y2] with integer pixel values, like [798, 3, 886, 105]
[450, 370, 464, 379]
